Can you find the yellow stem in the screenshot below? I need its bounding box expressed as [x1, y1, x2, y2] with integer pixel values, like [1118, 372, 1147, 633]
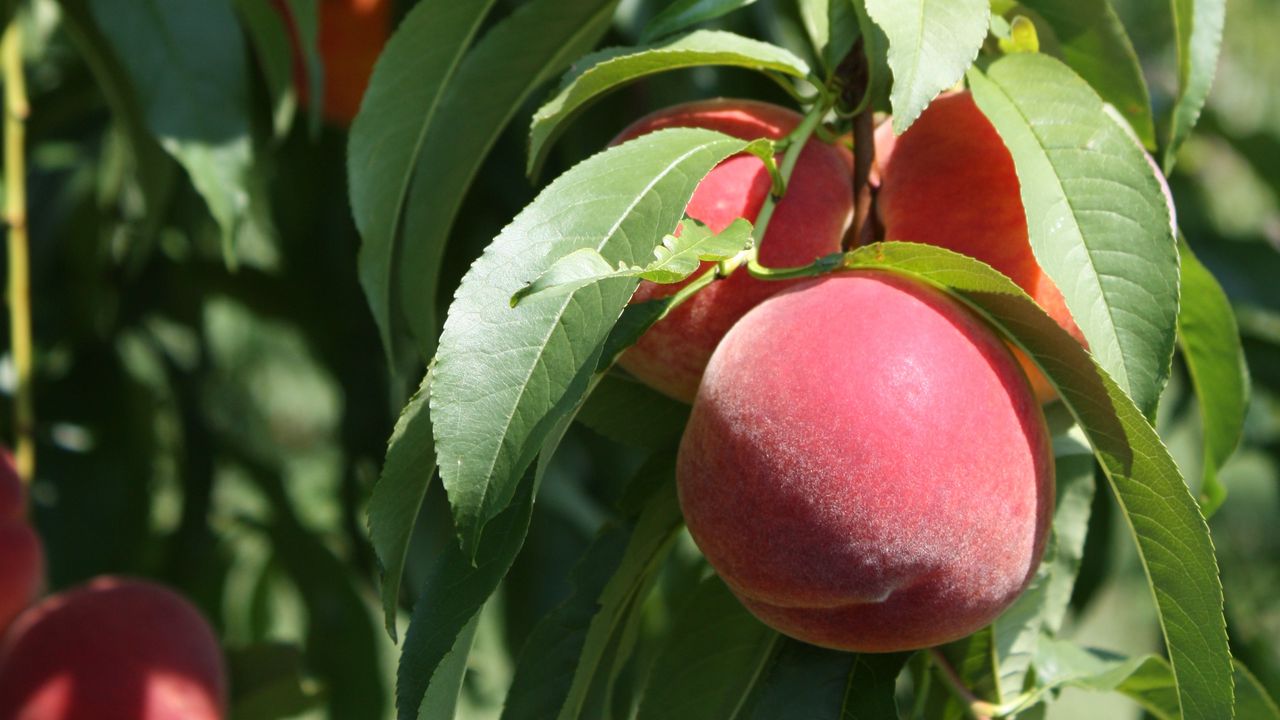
[3, 19, 33, 488]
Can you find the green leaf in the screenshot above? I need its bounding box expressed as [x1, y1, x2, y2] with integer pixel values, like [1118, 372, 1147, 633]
[635, 576, 781, 720]
[843, 242, 1232, 720]
[863, 0, 990, 133]
[991, 427, 1095, 700]
[641, 0, 759, 41]
[349, 0, 497, 366]
[527, 30, 809, 176]
[432, 128, 765, 559]
[743, 642, 854, 719]
[233, 0, 313, 139]
[1016, 0, 1156, 149]
[1233, 659, 1280, 719]
[396, 0, 621, 362]
[1164, 0, 1226, 172]
[1177, 238, 1249, 516]
[797, 0, 860, 75]
[576, 374, 690, 451]
[842, 652, 914, 719]
[367, 370, 435, 641]
[397, 469, 534, 720]
[227, 643, 326, 720]
[1030, 640, 1179, 719]
[850, 0, 892, 112]
[511, 219, 755, 305]
[968, 53, 1179, 418]
[505, 473, 683, 720]
[88, 0, 272, 262]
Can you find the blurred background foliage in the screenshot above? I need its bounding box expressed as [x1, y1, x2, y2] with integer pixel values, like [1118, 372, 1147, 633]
[0, 0, 1275, 717]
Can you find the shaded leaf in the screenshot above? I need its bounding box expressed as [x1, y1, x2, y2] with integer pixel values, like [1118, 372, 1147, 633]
[1163, 0, 1226, 171]
[368, 370, 435, 640]
[1177, 238, 1249, 516]
[864, 0, 990, 133]
[505, 474, 682, 720]
[397, 0, 621, 361]
[432, 129, 767, 558]
[968, 53, 1179, 418]
[89, 0, 272, 262]
[797, 0, 860, 75]
[641, 0, 759, 41]
[349, 0, 497, 365]
[635, 576, 780, 720]
[1017, 0, 1156, 148]
[576, 374, 690, 451]
[1234, 660, 1280, 719]
[842, 652, 914, 719]
[527, 30, 808, 176]
[843, 242, 1231, 720]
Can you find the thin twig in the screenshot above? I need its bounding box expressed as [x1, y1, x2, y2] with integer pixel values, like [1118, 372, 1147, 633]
[928, 648, 1000, 720]
[2, 18, 33, 489]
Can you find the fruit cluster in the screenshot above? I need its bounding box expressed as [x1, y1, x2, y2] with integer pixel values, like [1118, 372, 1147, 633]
[0, 457, 227, 719]
[615, 96, 1065, 652]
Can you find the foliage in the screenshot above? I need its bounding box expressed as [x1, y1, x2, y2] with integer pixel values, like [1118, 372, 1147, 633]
[5, 0, 1280, 718]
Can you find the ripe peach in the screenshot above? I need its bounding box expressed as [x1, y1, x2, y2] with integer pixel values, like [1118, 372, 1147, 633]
[677, 272, 1054, 652]
[318, 0, 391, 125]
[0, 451, 41, 639]
[875, 92, 1086, 402]
[612, 99, 854, 402]
[0, 578, 226, 720]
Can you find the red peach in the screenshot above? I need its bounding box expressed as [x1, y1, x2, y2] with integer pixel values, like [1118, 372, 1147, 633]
[0, 577, 226, 720]
[612, 99, 854, 402]
[677, 272, 1054, 652]
[318, 0, 391, 126]
[875, 92, 1086, 402]
[0, 451, 41, 639]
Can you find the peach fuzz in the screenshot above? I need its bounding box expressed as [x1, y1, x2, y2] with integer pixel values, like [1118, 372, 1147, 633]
[0, 452, 41, 639]
[0, 578, 226, 720]
[874, 92, 1086, 402]
[677, 272, 1054, 652]
[613, 99, 854, 402]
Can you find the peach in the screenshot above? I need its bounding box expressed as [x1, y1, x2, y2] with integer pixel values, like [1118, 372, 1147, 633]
[318, 0, 390, 125]
[612, 99, 854, 402]
[677, 272, 1054, 652]
[0, 577, 226, 720]
[0, 451, 41, 639]
[875, 92, 1086, 402]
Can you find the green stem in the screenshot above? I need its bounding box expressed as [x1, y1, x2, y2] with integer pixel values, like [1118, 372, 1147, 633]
[750, 104, 827, 260]
[2, 19, 33, 489]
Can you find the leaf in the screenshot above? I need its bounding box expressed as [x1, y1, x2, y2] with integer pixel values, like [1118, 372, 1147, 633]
[503, 473, 683, 720]
[349, 0, 497, 365]
[863, 0, 990, 134]
[527, 30, 809, 176]
[1030, 640, 1180, 718]
[88, 0, 272, 262]
[511, 219, 755, 304]
[227, 643, 326, 720]
[843, 242, 1232, 720]
[396, 0, 621, 362]
[576, 374, 690, 451]
[850, 0, 892, 112]
[968, 53, 1180, 418]
[367, 370, 435, 641]
[234, 0, 308, 138]
[797, 0, 860, 75]
[991, 427, 1095, 700]
[1177, 238, 1249, 516]
[1164, 0, 1226, 172]
[743, 642, 855, 719]
[1233, 660, 1280, 719]
[641, 0, 759, 41]
[635, 576, 781, 720]
[432, 128, 767, 558]
[1017, 0, 1157, 149]
[842, 652, 914, 719]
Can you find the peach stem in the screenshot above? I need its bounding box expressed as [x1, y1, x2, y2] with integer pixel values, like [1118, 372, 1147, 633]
[3, 18, 33, 489]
